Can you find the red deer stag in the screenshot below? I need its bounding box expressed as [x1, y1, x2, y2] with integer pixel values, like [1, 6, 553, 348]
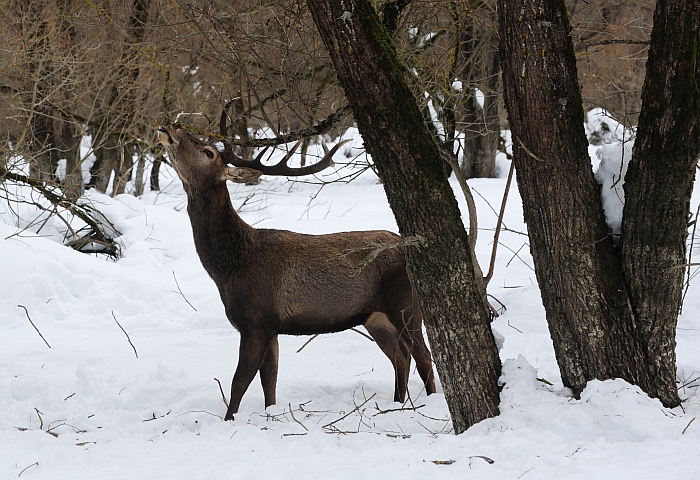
[157, 106, 436, 421]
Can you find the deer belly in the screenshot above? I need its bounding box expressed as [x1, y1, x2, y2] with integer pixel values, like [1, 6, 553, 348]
[278, 312, 369, 336]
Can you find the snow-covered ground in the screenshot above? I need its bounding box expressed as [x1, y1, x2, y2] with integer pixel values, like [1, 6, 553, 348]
[2, 130, 700, 479]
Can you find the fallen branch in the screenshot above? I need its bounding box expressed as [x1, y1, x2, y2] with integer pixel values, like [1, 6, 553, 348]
[0, 166, 119, 253]
[289, 403, 308, 431]
[322, 393, 376, 430]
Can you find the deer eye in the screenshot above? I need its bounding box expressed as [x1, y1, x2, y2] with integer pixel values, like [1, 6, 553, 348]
[202, 147, 216, 159]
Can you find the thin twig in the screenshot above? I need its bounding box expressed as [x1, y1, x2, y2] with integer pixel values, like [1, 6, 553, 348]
[18, 462, 39, 478]
[508, 320, 524, 334]
[372, 402, 425, 416]
[350, 327, 375, 342]
[18, 305, 51, 348]
[682, 417, 696, 435]
[214, 378, 230, 407]
[143, 410, 172, 422]
[487, 294, 507, 315]
[322, 393, 376, 429]
[682, 202, 700, 311]
[34, 408, 44, 430]
[444, 152, 479, 252]
[172, 271, 197, 312]
[296, 328, 375, 354]
[517, 137, 547, 163]
[584, 39, 650, 47]
[288, 403, 308, 431]
[296, 334, 320, 353]
[112, 311, 138, 358]
[485, 161, 515, 285]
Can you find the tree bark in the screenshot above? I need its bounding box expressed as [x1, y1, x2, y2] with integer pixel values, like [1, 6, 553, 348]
[619, 0, 699, 407]
[308, 0, 501, 433]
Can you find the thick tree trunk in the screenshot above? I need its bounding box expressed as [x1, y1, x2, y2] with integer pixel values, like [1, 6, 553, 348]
[619, 0, 699, 407]
[498, 0, 649, 396]
[499, 0, 697, 408]
[308, 0, 501, 433]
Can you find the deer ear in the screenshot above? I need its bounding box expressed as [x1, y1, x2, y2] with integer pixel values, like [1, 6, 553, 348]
[221, 166, 263, 184]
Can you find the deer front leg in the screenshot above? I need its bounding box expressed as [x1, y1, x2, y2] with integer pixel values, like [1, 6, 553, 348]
[260, 335, 279, 408]
[225, 329, 273, 421]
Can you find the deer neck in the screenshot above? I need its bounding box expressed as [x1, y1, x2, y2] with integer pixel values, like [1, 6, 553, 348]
[185, 183, 253, 276]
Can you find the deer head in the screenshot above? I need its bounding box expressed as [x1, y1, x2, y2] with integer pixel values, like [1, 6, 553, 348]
[157, 101, 349, 194]
[157, 126, 262, 194]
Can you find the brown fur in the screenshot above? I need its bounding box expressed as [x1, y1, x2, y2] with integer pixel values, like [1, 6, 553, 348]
[157, 126, 435, 420]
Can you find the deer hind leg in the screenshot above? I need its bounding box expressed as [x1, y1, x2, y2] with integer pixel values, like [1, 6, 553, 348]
[225, 328, 274, 421]
[260, 335, 279, 408]
[390, 305, 437, 397]
[363, 313, 411, 403]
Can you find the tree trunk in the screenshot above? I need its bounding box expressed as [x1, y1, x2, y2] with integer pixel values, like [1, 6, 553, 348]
[150, 154, 163, 192]
[57, 118, 83, 200]
[90, 132, 120, 193]
[308, 0, 501, 433]
[498, 0, 697, 408]
[498, 0, 648, 396]
[455, 8, 499, 179]
[619, 0, 699, 407]
[29, 105, 57, 182]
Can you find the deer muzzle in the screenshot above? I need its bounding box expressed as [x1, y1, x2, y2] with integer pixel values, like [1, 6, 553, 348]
[157, 126, 175, 147]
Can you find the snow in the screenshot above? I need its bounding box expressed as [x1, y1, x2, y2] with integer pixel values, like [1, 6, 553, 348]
[2, 134, 700, 479]
[587, 108, 636, 238]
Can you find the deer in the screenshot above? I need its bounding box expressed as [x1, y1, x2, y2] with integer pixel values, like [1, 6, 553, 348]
[157, 105, 436, 421]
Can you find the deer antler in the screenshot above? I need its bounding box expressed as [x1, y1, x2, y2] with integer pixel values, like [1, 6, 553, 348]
[219, 100, 349, 177]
